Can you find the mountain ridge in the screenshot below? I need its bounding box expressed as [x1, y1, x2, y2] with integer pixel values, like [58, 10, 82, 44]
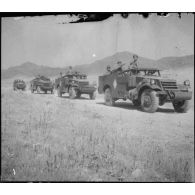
[1, 52, 194, 79]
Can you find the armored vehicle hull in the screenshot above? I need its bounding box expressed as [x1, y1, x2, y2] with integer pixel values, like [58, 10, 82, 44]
[98, 68, 192, 113]
[55, 72, 96, 99]
[30, 76, 54, 94]
[13, 80, 26, 91]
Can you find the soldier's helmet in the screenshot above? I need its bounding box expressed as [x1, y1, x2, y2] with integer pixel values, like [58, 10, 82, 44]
[117, 61, 122, 66]
[133, 54, 138, 60]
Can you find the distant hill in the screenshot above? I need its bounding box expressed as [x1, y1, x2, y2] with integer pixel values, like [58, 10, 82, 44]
[1, 52, 194, 79]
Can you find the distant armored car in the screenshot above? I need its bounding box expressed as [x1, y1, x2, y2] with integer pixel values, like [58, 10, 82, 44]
[13, 79, 26, 91]
[55, 71, 96, 99]
[98, 67, 192, 113]
[30, 75, 54, 94]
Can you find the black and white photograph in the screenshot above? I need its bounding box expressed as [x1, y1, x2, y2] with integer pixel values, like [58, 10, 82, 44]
[1, 13, 194, 183]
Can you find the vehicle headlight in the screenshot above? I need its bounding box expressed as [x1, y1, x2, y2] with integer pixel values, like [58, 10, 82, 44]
[150, 79, 155, 85]
[184, 80, 190, 86]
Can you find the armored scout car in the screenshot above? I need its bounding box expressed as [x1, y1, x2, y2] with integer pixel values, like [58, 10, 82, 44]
[98, 67, 192, 113]
[55, 71, 96, 99]
[30, 75, 54, 94]
[13, 79, 26, 91]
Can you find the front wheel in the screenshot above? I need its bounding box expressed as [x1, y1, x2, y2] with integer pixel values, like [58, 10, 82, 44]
[69, 87, 76, 99]
[57, 87, 62, 97]
[104, 88, 115, 106]
[90, 91, 96, 100]
[141, 89, 159, 113]
[173, 100, 190, 113]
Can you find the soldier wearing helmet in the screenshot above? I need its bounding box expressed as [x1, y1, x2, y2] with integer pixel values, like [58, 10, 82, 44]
[106, 65, 111, 74]
[67, 66, 73, 75]
[129, 54, 139, 74]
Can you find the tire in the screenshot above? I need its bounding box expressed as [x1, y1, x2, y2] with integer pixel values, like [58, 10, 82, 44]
[76, 91, 81, 98]
[37, 86, 41, 94]
[141, 89, 159, 113]
[132, 99, 140, 107]
[57, 87, 62, 97]
[104, 88, 115, 106]
[173, 100, 190, 113]
[69, 87, 76, 99]
[90, 91, 96, 100]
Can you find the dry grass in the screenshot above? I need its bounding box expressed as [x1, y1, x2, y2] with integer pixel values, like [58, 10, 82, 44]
[1, 85, 194, 182]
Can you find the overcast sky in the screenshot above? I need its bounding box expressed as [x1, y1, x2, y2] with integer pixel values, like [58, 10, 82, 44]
[1, 13, 194, 69]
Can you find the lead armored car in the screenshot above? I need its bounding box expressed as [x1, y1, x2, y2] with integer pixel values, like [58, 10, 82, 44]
[98, 67, 192, 113]
[30, 75, 54, 94]
[13, 79, 26, 91]
[55, 71, 96, 99]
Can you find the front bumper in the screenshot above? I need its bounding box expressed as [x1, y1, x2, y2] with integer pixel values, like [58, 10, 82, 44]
[40, 86, 54, 90]
[80, 86, 96, 94]
[157, 90, 192, 101]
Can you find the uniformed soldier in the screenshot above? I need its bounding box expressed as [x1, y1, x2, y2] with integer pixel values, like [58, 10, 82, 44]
[129, 55, 139, 74]
[106, 65, 111, 74]
[67, 66, 73, 74]
[129, 54, 139, 69]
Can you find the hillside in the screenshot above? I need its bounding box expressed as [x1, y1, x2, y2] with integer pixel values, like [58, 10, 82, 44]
[1, 52, 194, 79]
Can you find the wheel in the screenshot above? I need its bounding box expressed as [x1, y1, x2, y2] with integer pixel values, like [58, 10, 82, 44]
[173, 100, 190, 113]
[37, 86, 41, 94]
[141, 89, 159, 113]
[69, 87, 76, 99]
[76, 91, 81, 98]
[132, 99, 140, 107]
[90, 91, 96, 100]
[57, 87, 62, 97]
[104, 88, 115, 106]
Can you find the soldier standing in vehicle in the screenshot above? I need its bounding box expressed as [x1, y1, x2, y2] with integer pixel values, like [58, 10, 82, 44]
[67, 66, 73, 74]
[129, 54, 139, 74]
[129, 54, 139, 69]
[106, 65, 112, 74]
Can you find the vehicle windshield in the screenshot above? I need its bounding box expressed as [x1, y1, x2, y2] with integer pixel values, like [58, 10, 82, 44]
[140, 70, 161, 76]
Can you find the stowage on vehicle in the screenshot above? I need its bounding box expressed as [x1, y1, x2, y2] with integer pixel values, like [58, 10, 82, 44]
[30, 75, 54, 94]
[98, 66, 192, 113]
[55, 71, 97, 99]
[13, 79, 26, 91]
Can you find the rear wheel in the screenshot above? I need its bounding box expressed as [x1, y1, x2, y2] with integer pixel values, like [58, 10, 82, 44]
[37, 86, 41, 94]
[173, 100, 190, 113]
[69, 87, 76, 99]
[141, 89, 159, 113]
[104, 88, 115, 106]
[90, 91, 96, 100]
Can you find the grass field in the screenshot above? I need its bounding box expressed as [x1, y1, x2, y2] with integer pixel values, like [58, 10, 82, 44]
[1, 68, 194, 182]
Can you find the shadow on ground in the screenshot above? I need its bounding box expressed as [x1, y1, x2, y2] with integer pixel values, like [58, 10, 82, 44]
[96, 101, 175, 113]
